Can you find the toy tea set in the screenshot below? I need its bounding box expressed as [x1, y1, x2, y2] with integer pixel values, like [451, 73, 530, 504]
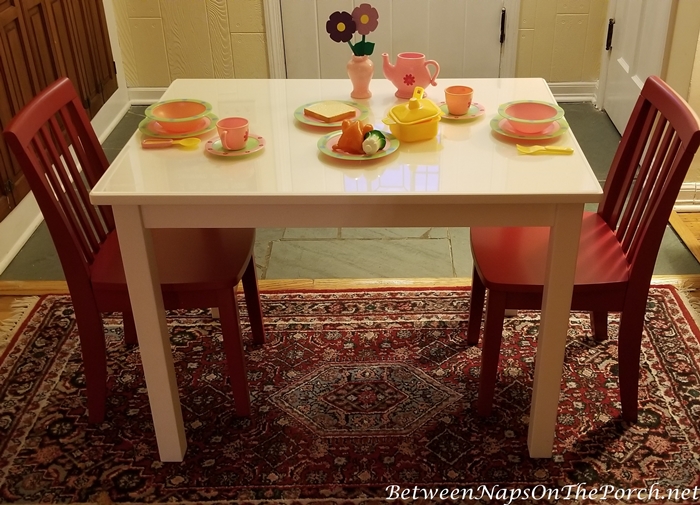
[139, 3, 568, 161]
[139, 98, 265, 158]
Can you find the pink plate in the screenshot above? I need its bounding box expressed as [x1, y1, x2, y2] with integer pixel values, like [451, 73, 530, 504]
[205, 134, 265, 157]
[499, 117, 559, 137]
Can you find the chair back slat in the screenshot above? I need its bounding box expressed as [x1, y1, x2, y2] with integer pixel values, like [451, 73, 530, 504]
[46, 115, 111, 246]
[35, 121, 104, 260]
[602, 101, 656, 226]
[598, 76, 700, 283]
[2, 77, 115, 282]
[617, 115, 672, 250]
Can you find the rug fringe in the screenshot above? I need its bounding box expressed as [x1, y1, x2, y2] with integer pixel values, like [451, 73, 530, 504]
[671, 283, 700, 326]
[0, 296, 39, 354]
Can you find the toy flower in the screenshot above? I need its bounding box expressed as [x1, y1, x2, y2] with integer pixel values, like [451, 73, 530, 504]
[326, 3, 379, 56]
[326, 11, 356, 43]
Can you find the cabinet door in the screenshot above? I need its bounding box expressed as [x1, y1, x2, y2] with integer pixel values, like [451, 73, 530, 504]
[0, 0, 117, 222]
[20, 0, 61, 90]
[80, 0, 116, 102]
[44, 0, 91, 110]
[0, 0, 37, 221]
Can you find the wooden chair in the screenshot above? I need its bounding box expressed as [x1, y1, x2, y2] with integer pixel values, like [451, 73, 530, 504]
[3, 77, 265, 423]
[467, 75, 700, 421]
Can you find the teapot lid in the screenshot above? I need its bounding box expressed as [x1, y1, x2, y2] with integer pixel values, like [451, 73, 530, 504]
[388, 87, 442, 124]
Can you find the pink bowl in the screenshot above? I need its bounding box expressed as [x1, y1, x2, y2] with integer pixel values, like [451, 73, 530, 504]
[145, 99, 212, 134]
[499, 101, 564, 135]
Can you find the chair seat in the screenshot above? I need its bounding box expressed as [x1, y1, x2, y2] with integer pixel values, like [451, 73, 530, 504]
[92, 228, 256, 292]
[471, 212, 630, 293]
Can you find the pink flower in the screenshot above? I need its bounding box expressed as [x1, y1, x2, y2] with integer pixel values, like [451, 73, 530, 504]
[403, 74, 416, 86]
[352, 3, 379, 35]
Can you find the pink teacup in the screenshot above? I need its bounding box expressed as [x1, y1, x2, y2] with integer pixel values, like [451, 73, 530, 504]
[217, 117, 249, 150]
[445, 85, 474, 116]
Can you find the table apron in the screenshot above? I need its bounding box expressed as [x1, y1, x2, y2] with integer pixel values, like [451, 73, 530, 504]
[138, 203, 571, 229]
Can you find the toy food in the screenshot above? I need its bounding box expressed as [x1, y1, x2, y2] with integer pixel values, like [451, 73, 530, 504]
[362, 130, 387, 155]
[333, 119, 374, 154]
[303, 101, 356, 123]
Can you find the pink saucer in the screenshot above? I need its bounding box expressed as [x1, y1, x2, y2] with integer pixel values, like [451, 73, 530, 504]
[499, 117, 560, 137]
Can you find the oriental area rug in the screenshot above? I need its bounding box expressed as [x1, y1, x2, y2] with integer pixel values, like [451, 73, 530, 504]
[1, 286, 700, 504]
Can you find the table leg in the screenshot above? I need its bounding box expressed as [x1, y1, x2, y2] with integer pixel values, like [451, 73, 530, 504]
[527, 203, 584, 458]
[113, 205, 187, 462]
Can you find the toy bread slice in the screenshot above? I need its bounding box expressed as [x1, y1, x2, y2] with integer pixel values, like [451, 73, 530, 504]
[303, 101, 356, 123]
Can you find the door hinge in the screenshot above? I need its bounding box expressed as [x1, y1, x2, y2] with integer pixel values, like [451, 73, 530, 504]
[113, 60, 117, 75]
[3, 179, 14, 195]
[605, 18, 615, 51]
[500, 7, 506, 44]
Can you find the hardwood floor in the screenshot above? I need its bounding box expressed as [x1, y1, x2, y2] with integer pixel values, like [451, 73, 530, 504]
[670, 211, 700, 264]
[3, 275, 700, 327]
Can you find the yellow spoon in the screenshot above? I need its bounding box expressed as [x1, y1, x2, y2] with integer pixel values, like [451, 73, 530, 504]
[516, 144, 573, 155]
[141, 138, 201, 149]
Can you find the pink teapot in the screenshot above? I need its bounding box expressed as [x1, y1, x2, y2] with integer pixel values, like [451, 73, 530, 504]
[382, 52, 440, 99]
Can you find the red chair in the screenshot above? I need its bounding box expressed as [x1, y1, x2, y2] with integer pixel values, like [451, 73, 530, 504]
[468, 75, 700, 421]
[3, 77, 265, 423]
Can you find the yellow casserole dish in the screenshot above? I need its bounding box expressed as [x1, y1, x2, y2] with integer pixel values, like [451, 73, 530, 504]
[382, 86, 443, 142]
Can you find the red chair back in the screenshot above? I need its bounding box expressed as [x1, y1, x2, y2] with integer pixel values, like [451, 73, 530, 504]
[599, 75, 700, 287]
[3, 77, 115, 285]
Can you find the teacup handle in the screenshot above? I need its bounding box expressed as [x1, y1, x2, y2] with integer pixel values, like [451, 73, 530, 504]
[220, 130, 228, 148]
[425, 60, 440, 86]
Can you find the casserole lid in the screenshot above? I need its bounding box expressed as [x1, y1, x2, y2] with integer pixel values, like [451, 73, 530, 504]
[386, 87, 442, 125]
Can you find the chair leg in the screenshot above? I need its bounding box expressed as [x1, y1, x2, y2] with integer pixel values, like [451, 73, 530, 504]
[589, 311, 608, 341]
[217, 288, 252, 416]
[242, 259, 266, 345]
[617, 307, 646, 423]
[477, 290, 507, 416]
[467, 267, 486, 345]
[122, 310, 139, 345]
[72, 299, 108, 423]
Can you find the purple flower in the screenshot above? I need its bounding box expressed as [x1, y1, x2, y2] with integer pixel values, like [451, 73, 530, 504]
[326, 11, 356, 43]
[352, 4, 379, 35]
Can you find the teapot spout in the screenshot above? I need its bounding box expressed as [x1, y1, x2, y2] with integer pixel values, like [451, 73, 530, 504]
[382, 52, 396, 80]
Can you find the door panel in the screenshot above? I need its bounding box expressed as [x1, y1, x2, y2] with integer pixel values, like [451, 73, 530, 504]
[66, 0, 103, 115]
[603, 0, 672, 133]
[0, 1, 35, 219]
[46, 0, 83, 104]
[81, 0, 116, 100]
[283, 0, 503, 79]
[21, 0, 61, 89]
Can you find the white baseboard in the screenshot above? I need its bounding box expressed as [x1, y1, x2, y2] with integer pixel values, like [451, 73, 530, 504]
[0, 196, 44, 274]
[674, 182, 700, 211]
[128, 87, 167, 105]
[549, 81, 599, 104]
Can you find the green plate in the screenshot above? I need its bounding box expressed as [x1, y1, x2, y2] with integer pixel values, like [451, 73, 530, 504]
[318, 131, 399, 160]
[490, 117, 569, 140]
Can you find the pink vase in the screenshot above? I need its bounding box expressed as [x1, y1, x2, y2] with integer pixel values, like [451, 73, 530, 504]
[347, 55, 373, 99]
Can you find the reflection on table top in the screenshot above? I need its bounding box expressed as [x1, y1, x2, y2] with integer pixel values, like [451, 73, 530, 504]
[90, 78, 602, 206]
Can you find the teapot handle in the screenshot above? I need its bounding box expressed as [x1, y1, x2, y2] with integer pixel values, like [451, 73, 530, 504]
[424, 59, 440, 86]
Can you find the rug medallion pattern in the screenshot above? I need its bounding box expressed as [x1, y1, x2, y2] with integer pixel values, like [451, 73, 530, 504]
[0, 287, 700, 503]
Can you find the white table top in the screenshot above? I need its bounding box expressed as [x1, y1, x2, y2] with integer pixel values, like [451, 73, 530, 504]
[91, 78, 602, 207]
